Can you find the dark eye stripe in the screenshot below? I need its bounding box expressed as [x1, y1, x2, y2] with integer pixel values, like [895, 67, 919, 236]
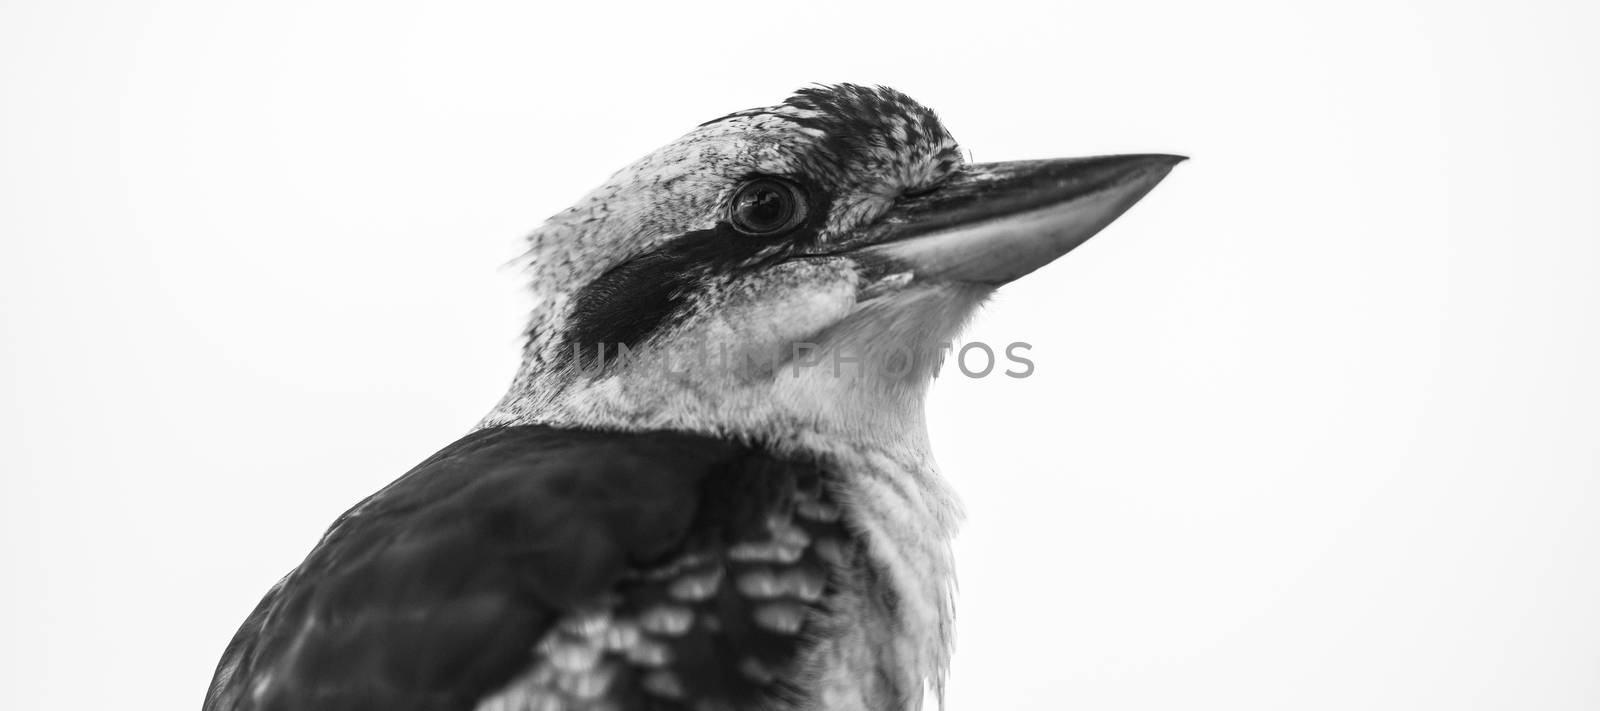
[560, 187, 835, 361]
[560, 227, 776, 361]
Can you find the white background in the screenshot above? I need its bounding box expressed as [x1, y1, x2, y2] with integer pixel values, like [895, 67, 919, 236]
[3, 1, 1597, 709]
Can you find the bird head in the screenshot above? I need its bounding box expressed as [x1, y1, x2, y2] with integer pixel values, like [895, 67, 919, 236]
[488, 85, 1181, 443]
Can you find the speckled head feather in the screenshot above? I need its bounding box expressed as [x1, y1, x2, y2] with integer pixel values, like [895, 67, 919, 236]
[769, 85, 964, 196]
[518, 84, 961, 298]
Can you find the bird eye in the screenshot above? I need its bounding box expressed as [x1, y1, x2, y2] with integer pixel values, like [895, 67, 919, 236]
[727, 178, 808, 236]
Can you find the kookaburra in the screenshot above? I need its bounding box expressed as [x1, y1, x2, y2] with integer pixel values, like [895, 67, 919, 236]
[205, 84, 1181, 711]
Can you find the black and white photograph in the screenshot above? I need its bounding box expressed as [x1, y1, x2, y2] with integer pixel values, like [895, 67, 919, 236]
[2, 2, 1597, 709]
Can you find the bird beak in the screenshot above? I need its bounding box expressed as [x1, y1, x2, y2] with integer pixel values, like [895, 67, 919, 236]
[856, 154, 1185, 285]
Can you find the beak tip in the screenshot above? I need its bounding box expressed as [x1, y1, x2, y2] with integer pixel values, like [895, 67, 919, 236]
[1142, 153, 1190, 173]
[1126, 153, 1187, 192]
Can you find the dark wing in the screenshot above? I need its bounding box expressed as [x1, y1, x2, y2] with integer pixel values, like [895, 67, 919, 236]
[203, 425, 854, 711]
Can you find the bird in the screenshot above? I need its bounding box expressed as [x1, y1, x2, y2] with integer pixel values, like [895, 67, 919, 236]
[203, 84, 1182, 711]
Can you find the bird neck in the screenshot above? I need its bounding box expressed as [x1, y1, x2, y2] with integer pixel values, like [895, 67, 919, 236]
[482, 330, 939, 450]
